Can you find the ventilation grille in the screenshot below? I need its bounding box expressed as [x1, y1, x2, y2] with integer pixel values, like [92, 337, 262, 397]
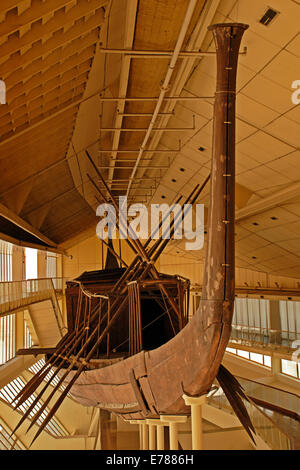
[259, 7, 280, 26]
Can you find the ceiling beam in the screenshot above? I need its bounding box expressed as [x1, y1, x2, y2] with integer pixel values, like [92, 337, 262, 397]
[0, 231, 65, 255]
[3, 56, 93, 112]
[0, 0, 76, 38]
[0, 88, 84, 141]
[0, 108, 77, 154]
[126, 0, 222, 199]
[0, 201, 58, 248]
[0, 83, 107, 147]
[0, 1, 104, 61]
[3, 31, 98, 84]
[0, 11, 103, 77]
[108, 0, 139, 183]
[2, 179, 34, 216]
[0, 74, 89, 130]
[0, 71, 89, 129]
[236, 181, 300, 222]
[0, 1, 19, 15]
[0, 135, 104, 197]
[0, 121, 75, 160]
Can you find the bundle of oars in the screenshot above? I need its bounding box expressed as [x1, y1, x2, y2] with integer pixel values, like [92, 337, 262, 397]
[128, 281, 142, 355]
[11, 151, 210, 444]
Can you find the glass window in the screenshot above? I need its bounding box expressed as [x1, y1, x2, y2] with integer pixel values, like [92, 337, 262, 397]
[281, 359, 298, 378]
[0, 418, 25, 450]
[24, 319, 33, 349]
[25, 248, 37, 280]
[0, 376, 68, 438]
[0, 241, 12, 282]
[46, 253, 57, 278]
[237, 349, 249, 359]
[264, 355, 272, 367]
[250, 352, 263, 364]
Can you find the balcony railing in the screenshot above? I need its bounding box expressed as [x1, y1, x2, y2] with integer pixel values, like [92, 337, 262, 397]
[207, 385, 292, 450]
[0, 278, 65, 316]
[236, 376, 300, 421]
[230, 324, 300, 350]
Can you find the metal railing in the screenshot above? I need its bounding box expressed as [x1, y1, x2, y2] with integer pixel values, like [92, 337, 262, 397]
[207, 385, 292, 450]
[0, 278, 65, 316]
[236, 376, 300, 420]
[230, 324, 300, 350]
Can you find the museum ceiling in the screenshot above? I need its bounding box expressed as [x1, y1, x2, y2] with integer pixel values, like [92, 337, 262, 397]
[0, 0, 300, 278]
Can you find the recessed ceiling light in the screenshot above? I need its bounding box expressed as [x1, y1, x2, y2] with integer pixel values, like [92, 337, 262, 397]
[198, 146, 206, 152]
[252, 256, 257, 259]
[259, 7, 280, 26]
[161, 195, 166, 199]
[180, 168, 185, 172]
[172, 178, 176, 183]
[270, 216, 278, 220]
[252, 222, 259, 226]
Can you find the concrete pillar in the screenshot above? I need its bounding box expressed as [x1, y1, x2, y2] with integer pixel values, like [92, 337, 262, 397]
[272, 353, 282, 376]
[12, 246, 24, 281]
[148, 423, 156, 450]
[160, 415, 187, 450]
[183, 394, 206, 450]
[146, 419, 164, 450]
[139, 423, 143, 450]
[269, 300, 282, 345]
[128, 420, 142, 450]
[37, 251, 47, 278]
[142, 421, 148, 450]
[156, 424, 165, 450]
[15, 310, 24, 350]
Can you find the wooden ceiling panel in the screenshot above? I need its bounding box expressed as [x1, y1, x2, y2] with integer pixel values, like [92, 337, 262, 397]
[108, 0, 206, 183]
[19, 161, 75, 216]
[3, 30, 98, 89]
[1, 58, 93, 118]
[0, 79, 88, 131]
[39, 191, 97, 244]
[0, 107, 77, 157]
[1, 143, 72, 197]
[0, 91, 81, 141]
[0, 0, 104, 61]
[45, 210, 97, 244]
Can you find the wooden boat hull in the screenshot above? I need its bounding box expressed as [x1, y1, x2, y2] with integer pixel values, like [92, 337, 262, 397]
[13, 24, 255, 444]
[63, 298, 231, 419]
[63, 23, 248, 420]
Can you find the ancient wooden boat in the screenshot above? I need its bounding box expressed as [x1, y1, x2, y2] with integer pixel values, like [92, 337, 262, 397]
[13, 23, 255, 444]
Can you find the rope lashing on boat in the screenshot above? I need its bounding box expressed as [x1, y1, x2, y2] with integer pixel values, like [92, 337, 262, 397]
[74, 281, 109, 300]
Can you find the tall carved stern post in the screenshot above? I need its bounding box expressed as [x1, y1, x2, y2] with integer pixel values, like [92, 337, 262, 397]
[200, 23, 249, 389]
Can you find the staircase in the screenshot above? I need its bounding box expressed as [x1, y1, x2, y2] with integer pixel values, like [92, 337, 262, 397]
[0, 278, 66, 348]
[207, 376, 299, 450]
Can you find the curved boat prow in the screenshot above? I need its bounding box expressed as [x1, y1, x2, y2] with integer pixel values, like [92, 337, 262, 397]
[63, 23, 249, 417]
[144, 22, 249, 412]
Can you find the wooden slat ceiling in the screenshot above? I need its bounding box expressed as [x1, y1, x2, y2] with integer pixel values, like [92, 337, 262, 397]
[108, 0, 207, 189]
[0, 0, 107, 244]
[1, 0, 299, 282]
[148, 0, 300, 279]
